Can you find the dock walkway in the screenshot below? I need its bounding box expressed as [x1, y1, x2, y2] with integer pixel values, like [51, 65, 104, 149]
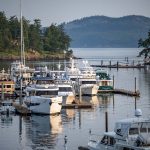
[98, 88, 140, 97]
[13, 103, 31, 115]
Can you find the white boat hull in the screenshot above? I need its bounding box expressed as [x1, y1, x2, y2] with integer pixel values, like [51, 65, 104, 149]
[80, 85, 98, 96]
[24, 96, 62, 115]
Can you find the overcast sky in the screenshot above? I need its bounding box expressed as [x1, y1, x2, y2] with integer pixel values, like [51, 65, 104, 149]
[0, 0, 150, 26]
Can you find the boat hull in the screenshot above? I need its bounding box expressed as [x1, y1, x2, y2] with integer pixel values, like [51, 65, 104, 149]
[24, 96, 62, 115]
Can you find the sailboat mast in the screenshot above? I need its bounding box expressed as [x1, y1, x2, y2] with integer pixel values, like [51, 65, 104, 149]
[20, 0, 23, 64]
[20, 0, 25, 66]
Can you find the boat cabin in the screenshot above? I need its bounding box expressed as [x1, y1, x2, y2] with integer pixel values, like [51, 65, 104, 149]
[0, 80, 15, 95]
[114, 118, 150, 147]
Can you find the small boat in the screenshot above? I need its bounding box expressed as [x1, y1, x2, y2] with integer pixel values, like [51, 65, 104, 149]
[23, 77, 62, 115]
[75, 60, 98, 96]
[96, 69, 113, 91]
[79, 109, 150, 150]
[0, 68, 10, 80]
[56, 79, 75, 105]
[0, 80, 16, 98]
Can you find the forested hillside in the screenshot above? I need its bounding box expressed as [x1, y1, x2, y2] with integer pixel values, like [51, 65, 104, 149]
[64, 15, 150, 48]
[0, 11, 72, 60]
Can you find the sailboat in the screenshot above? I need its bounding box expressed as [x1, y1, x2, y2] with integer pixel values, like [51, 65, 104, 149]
[10, 0, 35, 91]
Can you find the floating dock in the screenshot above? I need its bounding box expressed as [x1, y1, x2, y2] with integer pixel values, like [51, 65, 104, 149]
[62, 103, 92, 109]
[13, 100, 93, 115]
[13, 103, 31, 115]
[91, 64, 145, 69]
[98, 88, 140, 97]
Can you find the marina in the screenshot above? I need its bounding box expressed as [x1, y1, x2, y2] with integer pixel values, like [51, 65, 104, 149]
[0, 0, 150, 149]
[0, 48, 150, 150]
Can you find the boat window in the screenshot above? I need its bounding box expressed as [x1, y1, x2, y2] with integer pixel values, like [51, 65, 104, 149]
[101, 136, 108, 145]
[36, 80, 54, 84]
[29, 91, 35, 96]
[148, 128, 150, 133]
[6, 85, 11, 88]
[102, 81, 108, 86]
[81, 81, 96, 84]
[70, 78, 76, 81]
[109, 137, 116, 146]
[123, 148, 134, 150]
[129, 128, 139, 135]
[36, 91, 58, 96]
[59, 87, 72, 92]
[140, 128, 147, 133]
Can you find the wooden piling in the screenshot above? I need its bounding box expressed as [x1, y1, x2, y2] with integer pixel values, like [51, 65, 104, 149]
[105, 111, 108, 132]
[117, 61, 119, 70]
[135, 97, 137, 110]
[109, 60, 111, 69]
[1, 83, 4, 100]
[101, 60, 103, 67]
[113, 75, 115, 89]
[79, 86, 82, 103]
[135, 77, 136, 94]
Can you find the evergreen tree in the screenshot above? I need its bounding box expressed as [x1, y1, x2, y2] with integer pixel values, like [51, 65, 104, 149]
[138, 31, 150, 59]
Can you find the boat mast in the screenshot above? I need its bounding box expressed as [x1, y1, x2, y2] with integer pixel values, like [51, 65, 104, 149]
[20, 0, 25, 66]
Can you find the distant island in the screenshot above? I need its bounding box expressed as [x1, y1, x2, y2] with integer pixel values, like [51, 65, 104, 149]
[64, 15, 150, 48]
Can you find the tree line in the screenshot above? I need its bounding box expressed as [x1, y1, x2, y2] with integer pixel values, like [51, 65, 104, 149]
[138, 31, 150, 59]
[0, 11, 72, 55]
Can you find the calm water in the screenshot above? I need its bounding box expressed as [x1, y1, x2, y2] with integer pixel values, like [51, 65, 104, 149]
[0, 48, 150, 150]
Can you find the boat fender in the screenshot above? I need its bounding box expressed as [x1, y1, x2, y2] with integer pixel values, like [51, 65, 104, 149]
[49, 101, 52, 105]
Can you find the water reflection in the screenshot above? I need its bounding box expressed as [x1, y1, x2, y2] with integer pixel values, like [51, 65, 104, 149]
[21, 115, 62, 150]
[0, 115, 13, 126]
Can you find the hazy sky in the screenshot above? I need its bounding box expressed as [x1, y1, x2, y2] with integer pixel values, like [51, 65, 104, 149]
[0, 0, 150, 26]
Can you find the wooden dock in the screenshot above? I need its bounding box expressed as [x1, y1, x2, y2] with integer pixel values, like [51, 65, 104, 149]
[91, 64, 145, 69]
[62, 103, 92, 109]
[13, 100, 92, 115]
[13, 103, 31, 115]
[98, 88, 140, 97]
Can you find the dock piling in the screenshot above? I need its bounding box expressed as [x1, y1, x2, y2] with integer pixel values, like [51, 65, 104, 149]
[1, 83, 4, 100]
[135, 77, 137, 94]
[105, 111, 108, 132]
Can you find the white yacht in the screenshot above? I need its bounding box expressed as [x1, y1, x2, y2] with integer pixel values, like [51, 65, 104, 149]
[23, 77, 62, 115]
[75, 60, 98, 96]
[80, 109, 150, 150]
[49, 71, 75, 105]
[56, 79, 75, 105]
[66, 58, 82, 83]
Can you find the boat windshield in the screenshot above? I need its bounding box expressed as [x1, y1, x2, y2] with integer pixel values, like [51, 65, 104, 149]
[36, 80, 55, 84]
[29, 91, 58, 96]
[100, 135, 116, 146]
[59, 87, 72, 92]
[81, 81, 96, 84]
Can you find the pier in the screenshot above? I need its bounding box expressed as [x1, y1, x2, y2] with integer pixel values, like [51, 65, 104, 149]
[62, 100, 92, 109]
[98, 88, 140, 97]
[13, 102, 31, 115]
[90, 59, 147, 69]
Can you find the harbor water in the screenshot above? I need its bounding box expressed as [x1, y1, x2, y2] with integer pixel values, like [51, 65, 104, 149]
[0, 48, 150, 150]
